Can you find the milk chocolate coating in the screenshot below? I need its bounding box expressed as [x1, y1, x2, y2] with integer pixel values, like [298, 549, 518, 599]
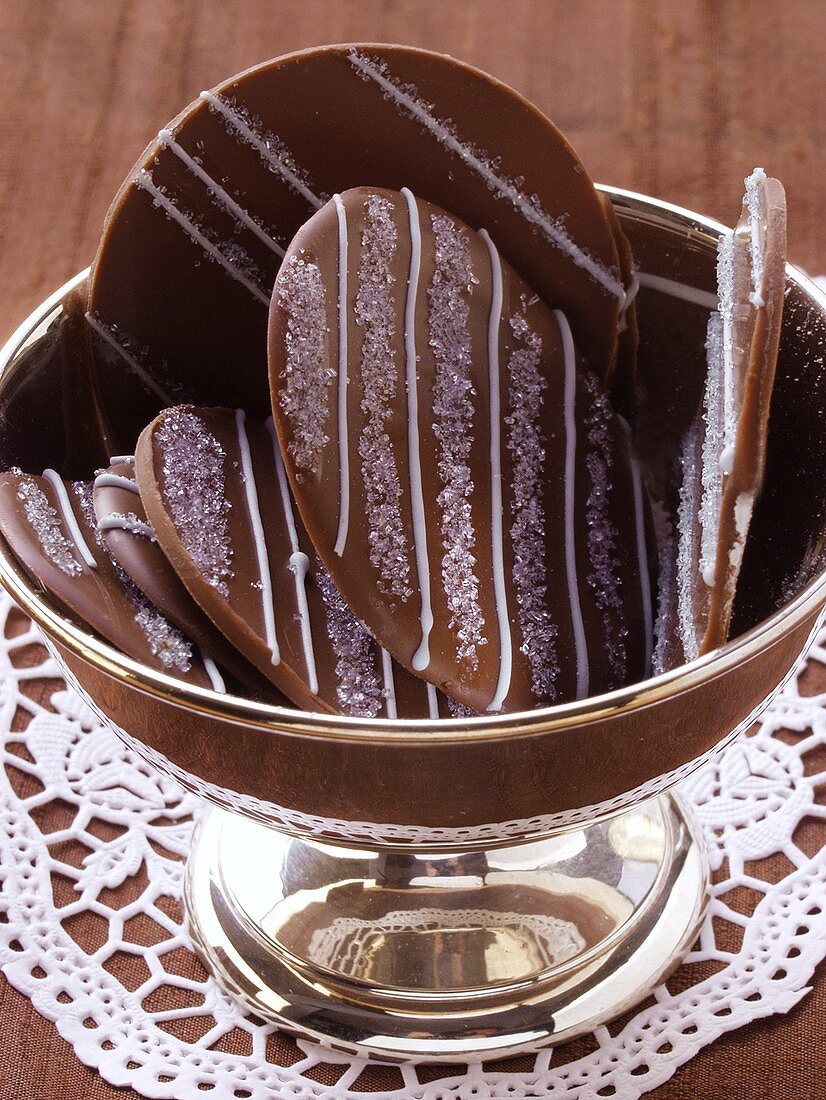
[701, 174, 787, 653]
[92, 460, 285, 701]
[88, 44, 629, 452]
[136, 406, 468, 718]
[665, 173, 788, 668]
[0, 470, 215, 689]
[269, 187, 655, 713]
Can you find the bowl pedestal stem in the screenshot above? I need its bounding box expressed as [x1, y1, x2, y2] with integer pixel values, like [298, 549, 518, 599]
[184, 793, 708, 1062]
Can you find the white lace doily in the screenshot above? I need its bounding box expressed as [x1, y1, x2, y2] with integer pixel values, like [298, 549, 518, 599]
[1, 587, 824, 1099]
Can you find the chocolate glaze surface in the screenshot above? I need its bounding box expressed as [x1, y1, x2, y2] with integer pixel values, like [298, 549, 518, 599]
[665, 172, 788, 668]
[136, 405, 467, 718]
[0, 470, 216, 689]
[88, 44, 629, 453]
[92, 459, 284, 701]
[270, 187, 655, 713]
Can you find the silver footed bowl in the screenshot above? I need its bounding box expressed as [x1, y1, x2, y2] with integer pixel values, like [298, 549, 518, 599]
[0, 187, 824, 1062]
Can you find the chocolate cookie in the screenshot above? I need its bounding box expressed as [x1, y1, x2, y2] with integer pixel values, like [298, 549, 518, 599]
[88, 44, 630, 451]
[92, 458, 286, 701]
[269, 187, 655, 713]
[667, 169, 787, 665]
[0, 469, 222, 690]
[135, 406, 466, 718]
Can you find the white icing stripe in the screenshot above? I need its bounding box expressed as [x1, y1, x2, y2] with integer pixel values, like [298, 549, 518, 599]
[199, 648, 227, 694]
[157, 129, 284, 258]
[426, 681, 439, 719]
[630, 458, 654, 675]
[332, 194, 350, 557]
[637, 272, 719, 310]
[108, 455, 135, 465]
[349, 52, 624, 301]
[235, 410, 280, 664]
[93, 473, 139, 494]
[401, 188, 434, 673]
[266, 418, 318, 694]
[555, 309, 590, 700]
[85, 313, 174, 404]
[98, 514, 156, 540]
[380, 647, 397, 720]
[199, 91, 322, 210]
[134, 169, 270, 306]
[42, 471, 98, 569]
[478, 230, 512, 714]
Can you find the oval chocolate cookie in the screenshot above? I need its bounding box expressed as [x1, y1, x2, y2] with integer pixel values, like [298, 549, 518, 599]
[135, 406, 466, 718]
[0, 469, 222, 690]
[92, 458, 286, 701]
[88, 44, 629, 450]
[269, 187, 655, 712]
[664, 169, 787, 668]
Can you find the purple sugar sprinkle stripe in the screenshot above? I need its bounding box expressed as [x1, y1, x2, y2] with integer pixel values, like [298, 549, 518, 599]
[277, 254, 335, 475]
[133, 169, 270, 305]
[157, 128, 285, 258]
[348, 51, 625, 302]
[555, 309, 590, 700]
[354, 194, 412, 601]
[16, 477, 83, 577]
[505, 310, 559, 702]
[315, 559, 384, 718]
[478, 229, 512, 714]
[582, 373, 627, 687]
[85, 312, 175, 405]
[156, 407, 234, 598]
[199, 91, 322, 210]
[235, 409, 280, 665]
[427, 212, 485, 670]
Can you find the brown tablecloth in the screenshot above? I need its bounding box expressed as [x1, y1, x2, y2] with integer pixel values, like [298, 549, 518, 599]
[0, 2, 824, 1097]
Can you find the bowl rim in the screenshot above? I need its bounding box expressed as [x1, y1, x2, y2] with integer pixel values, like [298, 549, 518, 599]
[1, 185, 825, 745]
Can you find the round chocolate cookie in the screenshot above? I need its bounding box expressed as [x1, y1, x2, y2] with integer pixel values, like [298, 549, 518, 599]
[135, 406, 469, 718]
[88, 44, 629, 451]
[664, 170, 787, 668]
[0, 469, 222, 690]
[269, 187, 655, 713]
[93, 458, 286, 701]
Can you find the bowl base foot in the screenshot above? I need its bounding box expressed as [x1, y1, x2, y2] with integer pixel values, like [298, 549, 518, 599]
[184, 794, 708, 1062]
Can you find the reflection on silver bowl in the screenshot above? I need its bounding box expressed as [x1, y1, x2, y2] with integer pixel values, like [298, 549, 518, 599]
[0, 188, 824, 1060]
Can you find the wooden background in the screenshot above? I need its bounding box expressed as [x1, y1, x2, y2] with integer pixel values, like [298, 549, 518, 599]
[0, 1, 824, 1097]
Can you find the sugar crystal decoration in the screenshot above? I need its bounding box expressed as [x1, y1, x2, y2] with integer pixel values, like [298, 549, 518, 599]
[675, 423, 704, 663]
[156, 408, 234, 598]
[72, 482, 193, 673]
[314, 559, 383, 718]
[16, 478, 82, 577]
[198, 92, 323, 211]
[505, 306, 559, 701]
[133, 169, 270, 305]
[427, 213, 485, 666]
[348, 50, 625, 301]
[700, 312, 726, 586]
[354, 195, 412, 600]
[582, 372, 627, 687]
[277, 254, 335, 476]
